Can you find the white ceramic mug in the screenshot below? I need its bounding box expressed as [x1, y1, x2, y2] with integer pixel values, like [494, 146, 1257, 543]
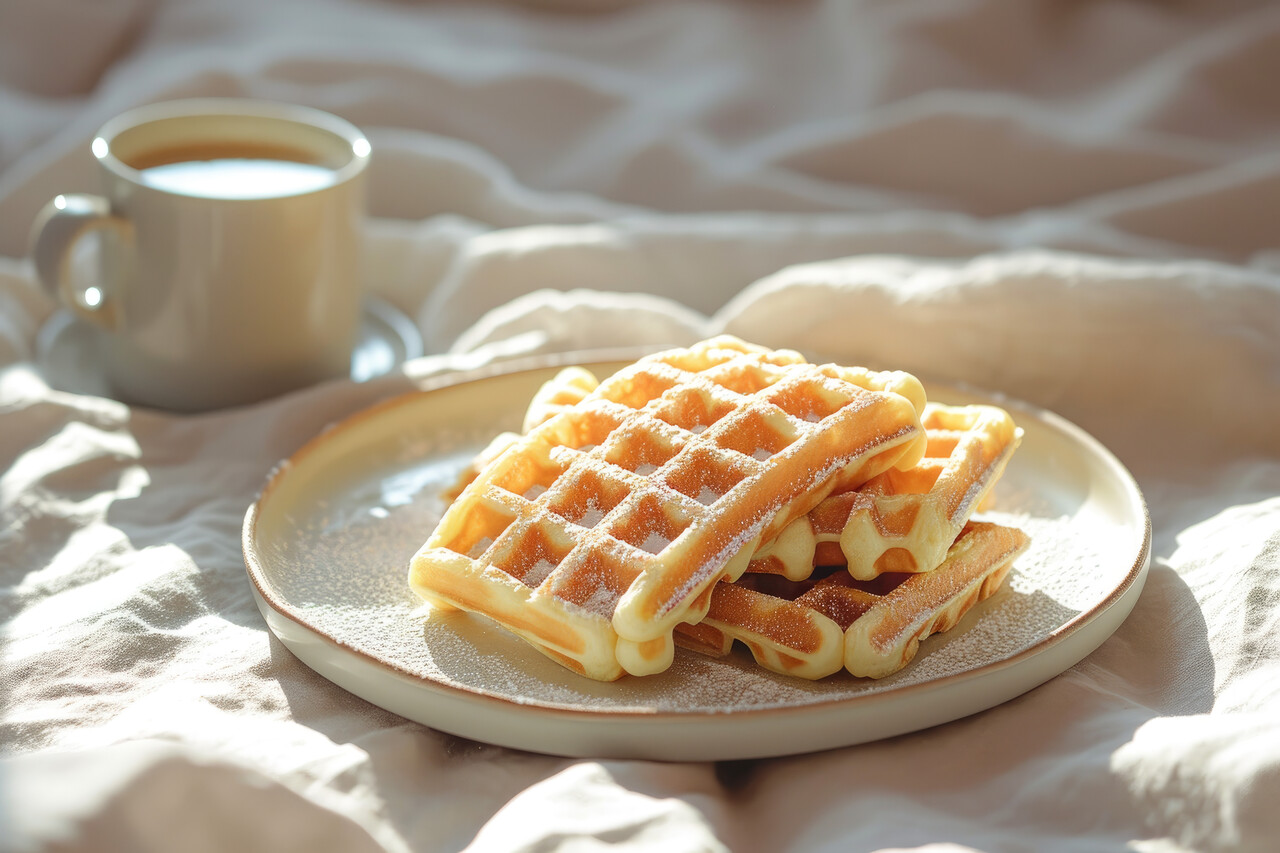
[30, 98, 371, 411]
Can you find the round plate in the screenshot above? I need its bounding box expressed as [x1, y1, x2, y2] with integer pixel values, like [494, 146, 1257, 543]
[243, 356, 1150, 761]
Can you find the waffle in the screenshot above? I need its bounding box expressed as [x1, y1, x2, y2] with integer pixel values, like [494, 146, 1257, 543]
[521, 365, 599, 433]
[441, 366, 600, 502]
[749, 402, 1022, 581]
[675, 521, 1030, 679]
[410, 336, 928, 680]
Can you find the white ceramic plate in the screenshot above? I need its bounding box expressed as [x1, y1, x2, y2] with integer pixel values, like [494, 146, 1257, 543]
[243, 355, 1150, 761]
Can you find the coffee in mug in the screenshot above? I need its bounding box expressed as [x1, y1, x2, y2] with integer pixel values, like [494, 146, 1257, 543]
[130, 144, 338, 198]
[30, 99, 371, 412]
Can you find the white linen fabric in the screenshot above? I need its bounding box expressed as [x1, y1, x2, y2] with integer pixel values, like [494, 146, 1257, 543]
[2, 1, 1280, 851]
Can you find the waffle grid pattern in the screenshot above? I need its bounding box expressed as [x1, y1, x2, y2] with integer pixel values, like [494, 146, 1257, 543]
[410, 337, 927, 680]
[750, 402, 1022, 581]
[676, 521, 1031, 679]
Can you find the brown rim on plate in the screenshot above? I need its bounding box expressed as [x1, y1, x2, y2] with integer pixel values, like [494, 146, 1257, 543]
[242, 350, 1151, 735]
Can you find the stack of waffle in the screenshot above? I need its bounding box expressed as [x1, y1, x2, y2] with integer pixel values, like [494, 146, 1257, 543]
[410, 337, 1027, 681]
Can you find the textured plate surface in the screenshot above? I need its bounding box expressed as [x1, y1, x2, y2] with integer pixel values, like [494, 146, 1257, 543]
[243, 356, 1150, 761]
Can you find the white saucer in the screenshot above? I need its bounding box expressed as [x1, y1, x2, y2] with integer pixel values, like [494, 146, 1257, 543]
[34, 296, 424, 400]
[350, 297, 425, 381]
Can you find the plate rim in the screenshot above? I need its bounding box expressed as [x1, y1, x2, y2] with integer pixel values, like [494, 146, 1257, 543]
[243, 350, 1152, 731]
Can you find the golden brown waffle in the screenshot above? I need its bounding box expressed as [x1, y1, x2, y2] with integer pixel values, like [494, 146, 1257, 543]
[521, 365, 599, 433]
[410, 336, 928, 680]
[749, 402, 1022, 582]
[441, 366, 600, 502]
[441, 430, 519, 503]
[675, 521, 1030, 679]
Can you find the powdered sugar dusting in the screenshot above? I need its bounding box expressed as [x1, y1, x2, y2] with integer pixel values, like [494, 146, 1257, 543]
[578, 585, 621, 619]
[523, 557, 558, 588]
[576, 499, 605, 528]
[639, 531, 670, 554]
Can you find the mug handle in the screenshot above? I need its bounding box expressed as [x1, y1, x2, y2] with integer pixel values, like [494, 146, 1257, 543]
[30, 194, 132, 331]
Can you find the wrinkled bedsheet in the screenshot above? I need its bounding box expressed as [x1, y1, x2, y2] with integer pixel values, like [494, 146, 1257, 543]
[2, 2, 1279, 851]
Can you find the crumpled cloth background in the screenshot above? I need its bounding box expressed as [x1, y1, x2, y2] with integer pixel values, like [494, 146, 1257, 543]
[2, 1, 1280, 851]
